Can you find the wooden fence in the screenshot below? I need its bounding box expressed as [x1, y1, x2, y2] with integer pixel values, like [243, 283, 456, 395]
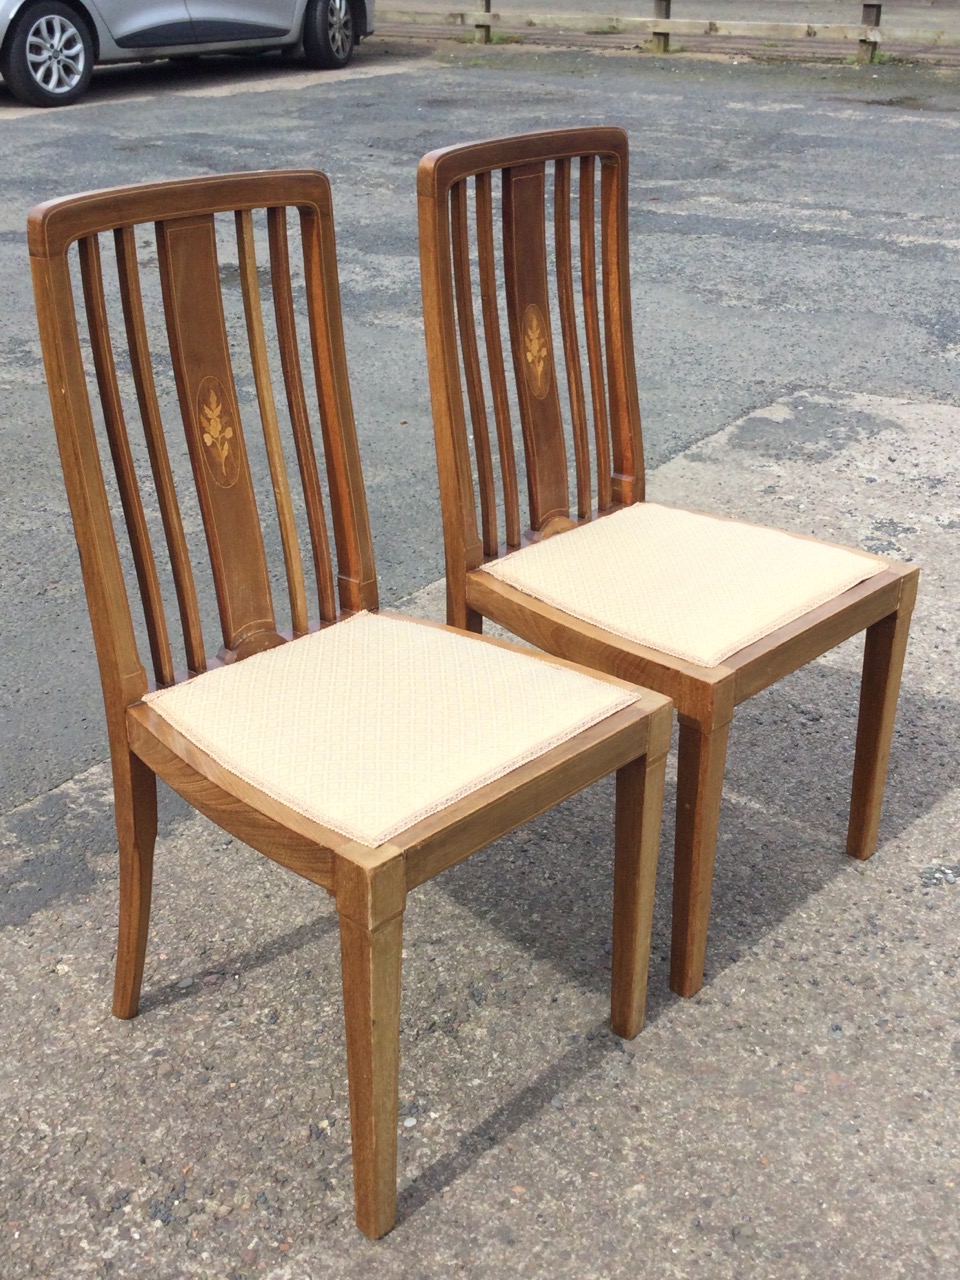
[377, 2, 960, 61]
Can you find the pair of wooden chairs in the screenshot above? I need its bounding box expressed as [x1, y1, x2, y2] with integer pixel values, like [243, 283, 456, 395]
[28, 129, 916, 1239]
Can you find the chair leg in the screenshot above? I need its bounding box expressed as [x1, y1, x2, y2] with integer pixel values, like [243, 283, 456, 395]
[670, 715, 730, 999]
[338, 868, 405, 1239]
[610, 747, 668, 1039]
[112, 752, 158, 1020]
[846, 582, 917, 860]
[445, 579, 483, 634]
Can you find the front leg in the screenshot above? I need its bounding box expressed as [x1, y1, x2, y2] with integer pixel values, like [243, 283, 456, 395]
[337, 859, 406, 1239]
[846, 571, 918, 860]
[671, 713, 731, 999]
[610, 742, 669, 1040]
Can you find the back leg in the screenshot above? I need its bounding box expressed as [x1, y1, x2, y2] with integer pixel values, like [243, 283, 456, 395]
[112, 752, 158, 1019]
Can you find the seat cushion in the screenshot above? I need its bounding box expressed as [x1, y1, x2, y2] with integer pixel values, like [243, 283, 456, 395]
[142, 612, 638, 847]
[483, 503, 885, 668]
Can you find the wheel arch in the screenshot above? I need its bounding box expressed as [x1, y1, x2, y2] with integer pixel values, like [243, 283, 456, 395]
[1, 0, 101, 61]
[351, 0, 370, 38]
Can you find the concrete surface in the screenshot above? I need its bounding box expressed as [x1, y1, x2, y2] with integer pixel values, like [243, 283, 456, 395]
[1, 29, 959, 1280]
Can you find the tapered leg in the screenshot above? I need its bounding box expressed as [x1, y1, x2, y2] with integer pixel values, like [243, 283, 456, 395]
[671, 715, 730, 999]
[338, 866, 405, 1239]
[112, 752, 158, 1020]
[846, 577, 917, 859]
[610, 749, 668, 1039]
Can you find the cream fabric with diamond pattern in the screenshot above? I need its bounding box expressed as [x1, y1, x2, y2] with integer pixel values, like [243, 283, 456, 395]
[483, 503, 885, 669]
[143, 612, 637, 847]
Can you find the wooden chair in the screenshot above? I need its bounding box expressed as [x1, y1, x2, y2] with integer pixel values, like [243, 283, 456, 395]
[417, 127, 919, 999]
[28, 170, 672, 1238]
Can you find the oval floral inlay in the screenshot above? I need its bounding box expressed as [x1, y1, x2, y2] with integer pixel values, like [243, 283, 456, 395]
[197, 376, 240, 489]
[522, 303, 552, 401]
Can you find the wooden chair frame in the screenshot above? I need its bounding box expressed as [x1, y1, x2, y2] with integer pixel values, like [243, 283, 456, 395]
[417, 127, 919, 998]
[29, 169, 673, 1237]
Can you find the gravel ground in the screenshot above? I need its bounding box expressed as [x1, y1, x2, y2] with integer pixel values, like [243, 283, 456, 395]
[3, 391, 958, 1278]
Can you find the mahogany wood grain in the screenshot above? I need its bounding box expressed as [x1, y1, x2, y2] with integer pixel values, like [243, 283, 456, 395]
[599, 154, 644, 505]
[578, 154, 613, 513]
[116, 224, 208, 675]
[299, 202, 378, 615]
[111, 749, 158, 1019]
[79, 233, 176, 688]
[157, 213, 282, 659]
[419, 174, 485, 629]
[611, 746, 669, 1038]
[336, 858, 406, 1237]
[418, 127, 920, 998]
[503, 162, 570, 530]
[452, 180, 498, 557]
[847, 569, 919, 858]
[236, 208, 310, 638]
[267, 206, 338, 625]
[671, 715, 731, 998]
[476, 170, 521, 549]
[31, 169, 672, 1238]
[554, 156, 592, 520]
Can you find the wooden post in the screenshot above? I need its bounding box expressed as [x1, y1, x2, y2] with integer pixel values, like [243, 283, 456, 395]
[476, 0, 492, 44]
[653, 0, 670, 54]
[859, 2, 881, 63]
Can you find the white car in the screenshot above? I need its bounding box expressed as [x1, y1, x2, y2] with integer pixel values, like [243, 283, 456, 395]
[0, 0, 373, 107]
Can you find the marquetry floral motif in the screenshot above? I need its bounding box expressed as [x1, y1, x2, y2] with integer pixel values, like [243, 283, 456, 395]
[196, 376, 240, 488]
[202, 388, 232, 473]
[522, 303, 551, 400]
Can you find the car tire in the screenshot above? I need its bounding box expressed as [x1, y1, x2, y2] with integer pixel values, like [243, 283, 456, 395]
[1, 1, 94, 107]
[302, 0, 355, 70]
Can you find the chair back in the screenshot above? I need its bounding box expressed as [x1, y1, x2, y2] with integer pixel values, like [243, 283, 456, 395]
[29, 171, 377, 734]
[418, 128, 645, 610]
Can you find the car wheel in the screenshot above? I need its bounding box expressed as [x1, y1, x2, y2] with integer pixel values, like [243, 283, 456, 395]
[0, 1, 94, 107]
[303, 0, 355, 70]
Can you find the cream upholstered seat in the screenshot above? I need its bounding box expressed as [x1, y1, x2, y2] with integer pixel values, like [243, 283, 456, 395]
[144, 611, 638, 847]
[483, 504, 885, 669]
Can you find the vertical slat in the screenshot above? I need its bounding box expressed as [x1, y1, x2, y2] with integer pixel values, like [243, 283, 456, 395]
[267, 207, 338, 623]
[418, 175, 486, 628]
[502, 162, 569, 532]
[299, 202, 379, 614]
[78, 234, 175, 687]
[156, 213, 281, 660]
[451, 181, 498, 558]
[553, 158, 592, 520]
[579, 156, 613, 513]
[475, 172, 521, 549]
[236, 210, 310, 637]
[114, 225, 207, 674]
[31, 247, 147, 771]
[300, 200, 378, 614]
[600, 153, 644, 505]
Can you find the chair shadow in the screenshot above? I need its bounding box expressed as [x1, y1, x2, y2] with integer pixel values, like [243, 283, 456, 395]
[396, 1016, 646, 1225]
[137, 912, 339, 1016]
[432, 659, 958, 999]
[390, 662, 956, 1220]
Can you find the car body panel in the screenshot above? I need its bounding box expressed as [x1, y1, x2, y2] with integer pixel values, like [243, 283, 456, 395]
[92, 1, 194, 50]
[185, 0, 299, 44]
[0, 0, 373, 80]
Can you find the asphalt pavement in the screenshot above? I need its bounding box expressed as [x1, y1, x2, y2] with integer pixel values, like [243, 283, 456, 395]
[1, 21, 959, 1280]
